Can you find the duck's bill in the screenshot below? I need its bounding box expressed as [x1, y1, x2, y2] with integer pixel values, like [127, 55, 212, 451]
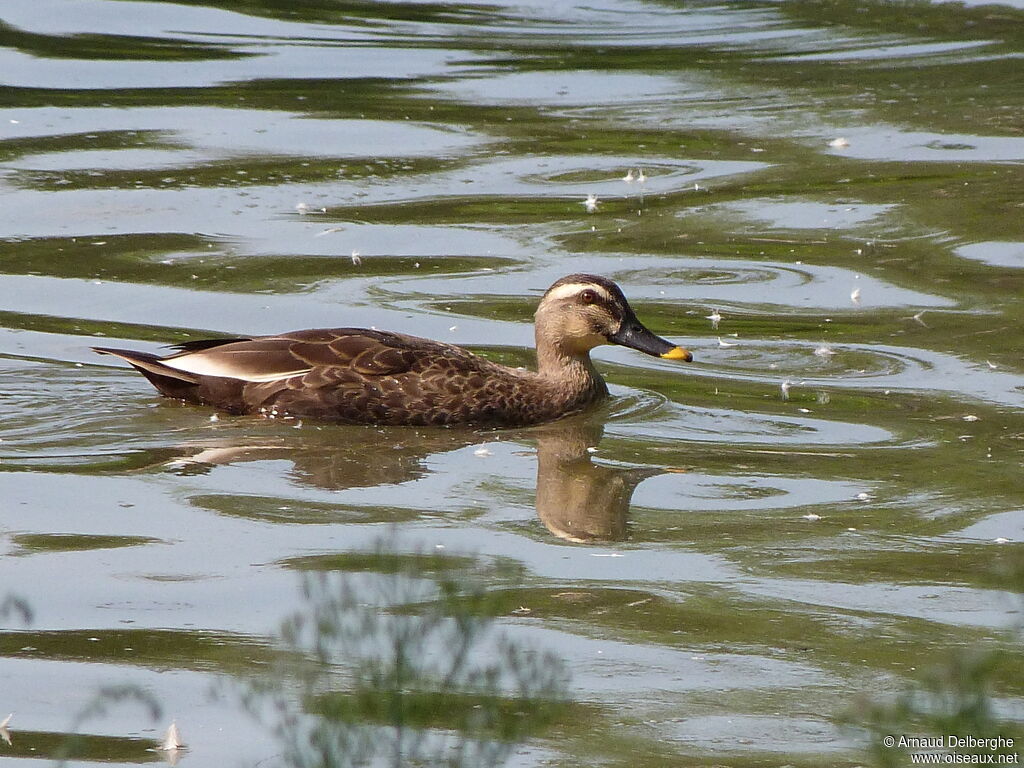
[608, 322, 693, 362]
[660, 346, 693, 361]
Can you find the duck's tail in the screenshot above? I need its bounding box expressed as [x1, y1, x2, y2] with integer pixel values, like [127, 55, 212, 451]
[93, 346, 202, 401]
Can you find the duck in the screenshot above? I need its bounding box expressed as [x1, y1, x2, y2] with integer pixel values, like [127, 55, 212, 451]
[93, 273, 692, 427]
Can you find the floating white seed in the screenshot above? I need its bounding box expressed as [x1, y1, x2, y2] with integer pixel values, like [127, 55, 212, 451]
[160, 721, 184, 751]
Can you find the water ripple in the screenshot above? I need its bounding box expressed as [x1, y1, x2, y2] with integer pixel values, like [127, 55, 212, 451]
[691, 339, 1024, 408]
[609, 401, 895, 448]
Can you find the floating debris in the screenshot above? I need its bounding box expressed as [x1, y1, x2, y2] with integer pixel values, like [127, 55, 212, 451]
[706, 309, 722, 329]
[583, 193, 599, 213]
[315, 226, 344, 237]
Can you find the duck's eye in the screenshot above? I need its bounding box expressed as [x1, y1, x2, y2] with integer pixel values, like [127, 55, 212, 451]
[579, 289, 597, 304]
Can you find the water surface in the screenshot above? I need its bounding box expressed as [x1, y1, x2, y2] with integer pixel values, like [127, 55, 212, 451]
[1, 0, 1023, 765]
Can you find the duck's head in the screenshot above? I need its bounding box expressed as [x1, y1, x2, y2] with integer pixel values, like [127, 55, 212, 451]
[536, 274, 692, 362]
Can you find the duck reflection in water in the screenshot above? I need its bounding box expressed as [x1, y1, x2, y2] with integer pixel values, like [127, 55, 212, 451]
[530, 418, 664, 542]
[161, 414, 669, 543]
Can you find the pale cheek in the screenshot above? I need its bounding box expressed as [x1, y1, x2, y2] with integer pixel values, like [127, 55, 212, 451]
[566, 332, 607, 353]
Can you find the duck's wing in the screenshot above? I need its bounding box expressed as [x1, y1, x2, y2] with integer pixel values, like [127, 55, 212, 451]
[159, 328, 430, 383]
[97, 328, 517, 425]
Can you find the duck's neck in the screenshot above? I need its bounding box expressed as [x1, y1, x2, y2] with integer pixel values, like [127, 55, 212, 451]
[535, 342, 608, 403]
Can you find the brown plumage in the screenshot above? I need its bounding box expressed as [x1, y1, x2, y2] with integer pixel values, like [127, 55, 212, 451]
[93, 274, 692, 427]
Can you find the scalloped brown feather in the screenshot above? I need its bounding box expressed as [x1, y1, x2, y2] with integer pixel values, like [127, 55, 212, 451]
[95, 328, 603, 427]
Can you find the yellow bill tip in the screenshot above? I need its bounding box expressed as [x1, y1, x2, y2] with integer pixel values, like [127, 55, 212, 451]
[660, 346, 693, 362]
